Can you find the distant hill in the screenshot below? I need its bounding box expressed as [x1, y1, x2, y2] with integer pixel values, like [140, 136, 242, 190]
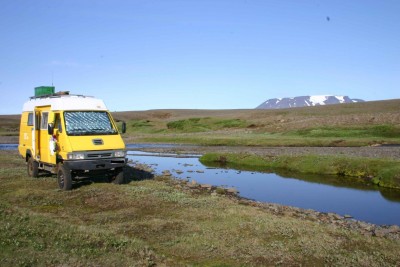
[256, 95, 365, 109]
[1, 99, 399, 145]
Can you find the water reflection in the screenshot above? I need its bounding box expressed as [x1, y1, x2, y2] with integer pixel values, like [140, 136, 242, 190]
[128, 152, 400, 225]
[0, 144, 18, 150]
[203, 160, 400, 203]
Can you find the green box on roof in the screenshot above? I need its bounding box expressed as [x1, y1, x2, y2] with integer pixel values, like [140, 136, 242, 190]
[34, 86, 55, 97]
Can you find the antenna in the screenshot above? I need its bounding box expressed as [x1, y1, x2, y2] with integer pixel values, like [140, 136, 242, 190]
[51, 71, 54, 86]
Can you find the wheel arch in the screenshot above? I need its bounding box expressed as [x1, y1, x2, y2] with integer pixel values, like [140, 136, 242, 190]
[25, 149, 33, 162]
[56, 155, 64, 165]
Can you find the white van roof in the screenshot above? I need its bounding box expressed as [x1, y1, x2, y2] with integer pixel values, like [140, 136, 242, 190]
[22, 94, 108, 112]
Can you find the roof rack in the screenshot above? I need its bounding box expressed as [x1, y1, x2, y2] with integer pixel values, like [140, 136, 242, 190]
[29, 91, 91, 100]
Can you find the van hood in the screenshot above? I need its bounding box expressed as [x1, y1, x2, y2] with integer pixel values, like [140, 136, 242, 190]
[67, 135, 126, 151]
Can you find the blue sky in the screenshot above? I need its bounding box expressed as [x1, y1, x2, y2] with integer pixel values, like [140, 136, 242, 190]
[1, 0, 399, 114]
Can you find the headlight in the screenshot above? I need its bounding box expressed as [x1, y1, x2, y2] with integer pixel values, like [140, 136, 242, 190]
[67, 153, 85, 160]
[114, 151, 126, 157]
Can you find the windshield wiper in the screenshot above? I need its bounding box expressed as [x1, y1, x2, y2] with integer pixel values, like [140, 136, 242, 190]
[68, 129, 117, 136]
[68, 132, 87, 136]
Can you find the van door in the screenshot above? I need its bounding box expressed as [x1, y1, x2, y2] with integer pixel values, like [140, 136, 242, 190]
[35, 106, 56, 164]
[32, 110, 40, 160]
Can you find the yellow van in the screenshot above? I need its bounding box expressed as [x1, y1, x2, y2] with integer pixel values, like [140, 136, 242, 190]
[18, 88, 127, 190]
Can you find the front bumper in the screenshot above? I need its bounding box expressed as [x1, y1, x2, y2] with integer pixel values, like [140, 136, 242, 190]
[63, 157, 127, 171]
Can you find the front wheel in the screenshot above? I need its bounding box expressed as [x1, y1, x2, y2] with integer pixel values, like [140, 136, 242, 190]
[111, 168, 125, 184]
[57, 164, 72, 190]
[27, 157, 39, 178]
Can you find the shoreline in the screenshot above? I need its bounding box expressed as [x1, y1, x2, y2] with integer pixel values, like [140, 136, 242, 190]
[133, 161, 400, 239]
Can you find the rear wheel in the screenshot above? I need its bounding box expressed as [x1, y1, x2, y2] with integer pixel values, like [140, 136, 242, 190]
[27, 157, 39, 178]
[57, 164, 72, 190]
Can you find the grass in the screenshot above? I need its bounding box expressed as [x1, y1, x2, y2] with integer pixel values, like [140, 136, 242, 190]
[0, 127, 19, 137]
[123, 120, 400, 147]
[0, 115, 19, 137]
[130, 130, 400, 147]
[286, 125, 400, 139]
[1, 150, 400, 266]
[200, 153, 400, 189]
[129, 119, 160, 133]
[166, 117, 248, 132]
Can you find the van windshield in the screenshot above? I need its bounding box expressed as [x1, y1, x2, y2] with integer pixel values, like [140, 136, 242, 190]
[64, 111, 117, 136]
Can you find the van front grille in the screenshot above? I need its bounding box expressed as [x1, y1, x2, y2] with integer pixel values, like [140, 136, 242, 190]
[87, 153, 112, 158]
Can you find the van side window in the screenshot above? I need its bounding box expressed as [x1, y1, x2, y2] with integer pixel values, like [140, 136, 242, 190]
[41, 112, 49, 130]
[35, 113, 40, 130]
[54, 113, 62, 133]
[27, 113, 33, 126]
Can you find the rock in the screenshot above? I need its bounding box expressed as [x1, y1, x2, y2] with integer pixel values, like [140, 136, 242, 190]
[200, 184, 212, 190]
[388, 225, 400, 232]
[327, 213, 343, 220]
[268, 205, 279, 213]
[308, 213, 319, 221]
[357, 221, 374, 232]
[375, 225, 400, 237]
[227, 188, 239, 194]
[374, 228, 390, 237]
[162, 170, 172, 176]
[187, 180, 198, 188]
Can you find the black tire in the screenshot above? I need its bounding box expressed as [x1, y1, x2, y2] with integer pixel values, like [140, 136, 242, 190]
[27, 157, 39, 178]
[57, 164, 72, 190]
[112, 168, 125, 184]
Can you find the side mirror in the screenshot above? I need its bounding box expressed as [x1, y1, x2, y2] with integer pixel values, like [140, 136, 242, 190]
[121, 122, 126, 134]
[48, 123, 54, 135]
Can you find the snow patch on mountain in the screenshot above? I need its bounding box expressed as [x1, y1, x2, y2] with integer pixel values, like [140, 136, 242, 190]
[310, 95, 329, 105]
[256, 95, 365, 109]
[337, 96, 345, 103]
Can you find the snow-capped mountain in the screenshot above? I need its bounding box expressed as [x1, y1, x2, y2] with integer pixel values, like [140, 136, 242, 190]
[256, 95, 365, 109]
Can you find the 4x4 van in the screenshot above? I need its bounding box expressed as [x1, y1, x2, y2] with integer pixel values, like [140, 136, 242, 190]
[18, 88, 127, 190]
